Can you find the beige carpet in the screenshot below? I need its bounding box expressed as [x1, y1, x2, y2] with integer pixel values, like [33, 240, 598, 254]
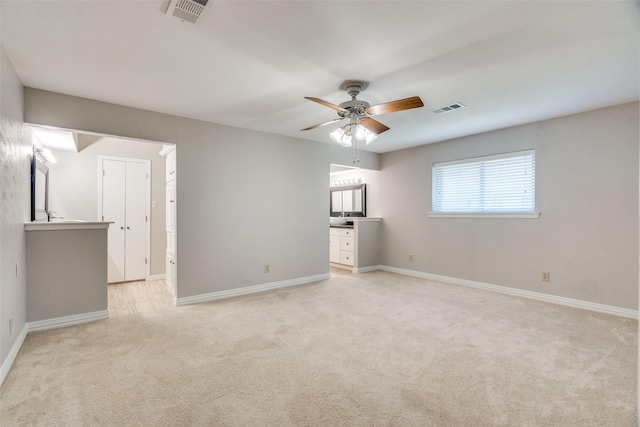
[1, 271, 637, 426]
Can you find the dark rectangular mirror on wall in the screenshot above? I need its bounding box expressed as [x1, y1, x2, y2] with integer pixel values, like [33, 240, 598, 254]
[31, 154, 49, 221]
[330, 184, 366, 217]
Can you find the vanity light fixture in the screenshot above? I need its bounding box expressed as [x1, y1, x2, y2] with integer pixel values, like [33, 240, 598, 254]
[333, 178, 363, 187]
[34, 147, 57, 164]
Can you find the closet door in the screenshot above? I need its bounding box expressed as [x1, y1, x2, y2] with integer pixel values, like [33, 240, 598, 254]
[124, 161, 147, 281]
[101, 158, 148, 283]
[103, 160, 127, 283]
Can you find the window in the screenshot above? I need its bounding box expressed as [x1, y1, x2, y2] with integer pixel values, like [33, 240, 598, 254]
[431, 150, 537, 217]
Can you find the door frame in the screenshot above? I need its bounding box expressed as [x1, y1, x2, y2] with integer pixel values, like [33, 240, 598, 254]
[97, 155, 151, 281]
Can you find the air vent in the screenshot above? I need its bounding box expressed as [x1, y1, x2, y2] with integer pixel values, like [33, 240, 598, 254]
[166, 0, 209, 24]
[432, 102, 465, 115]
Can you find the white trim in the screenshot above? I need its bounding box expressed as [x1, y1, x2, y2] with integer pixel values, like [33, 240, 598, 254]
[429, 212, 540, 219]
[176, 273, 330, 306]
[379, 266, 638, 320]
[353, 265, 380, 274]
[0, 324, 28, 388]
[148, 274, 166, 281]
[27, 310, 109, 332]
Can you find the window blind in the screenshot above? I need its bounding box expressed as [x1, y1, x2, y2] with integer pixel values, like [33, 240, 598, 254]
[432, 150, 535, 213]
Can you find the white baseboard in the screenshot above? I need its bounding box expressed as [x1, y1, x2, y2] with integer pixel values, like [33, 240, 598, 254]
[27, 310, 110, 332]
[379, 265, 639, 320]
[176, 273, 330, 306]
[0, 324, 28, 388]
[353, 265, 380, 274]
[148, 274, 166, 281]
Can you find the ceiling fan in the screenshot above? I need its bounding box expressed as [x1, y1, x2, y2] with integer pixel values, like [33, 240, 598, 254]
[301, 81, 424, 146]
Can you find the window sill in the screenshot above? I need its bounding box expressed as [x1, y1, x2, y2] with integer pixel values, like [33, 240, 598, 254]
[429, 212, 540, 219]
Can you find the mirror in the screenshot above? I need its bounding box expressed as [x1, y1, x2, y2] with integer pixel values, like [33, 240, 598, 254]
[31, 154, 49, 221]
[330, 184, 366, 217]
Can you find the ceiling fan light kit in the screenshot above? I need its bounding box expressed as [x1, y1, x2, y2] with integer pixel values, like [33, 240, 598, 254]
[302, 80, 423, 161]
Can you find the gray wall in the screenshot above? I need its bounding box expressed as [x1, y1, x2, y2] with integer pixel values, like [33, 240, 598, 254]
[23, 88, 380, 299]
[379, 102, 639, 310]
[26, 228, 108, 322]
[0, 46, 29, 368]
[47, 137, 167, 277]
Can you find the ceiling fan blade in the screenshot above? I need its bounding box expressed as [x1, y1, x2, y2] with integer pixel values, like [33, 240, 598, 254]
[360, 117, 390, 135]
[300, 117, 345, 131]
[365, 96, 424, 116]
[304, 97, 349, 113]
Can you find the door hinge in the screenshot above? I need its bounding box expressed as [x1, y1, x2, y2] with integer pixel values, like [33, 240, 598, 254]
[145, 258, 148, 265]
[146, 173, 149, 179]
[102, 216, 104, 221]
[146, 215, 148, 222]
[102, 170, 105, 177]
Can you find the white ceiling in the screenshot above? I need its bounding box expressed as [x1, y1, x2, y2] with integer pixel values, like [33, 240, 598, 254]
[2, 1, 639, 153]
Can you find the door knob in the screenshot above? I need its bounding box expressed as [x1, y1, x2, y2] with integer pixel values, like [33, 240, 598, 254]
[120, 226, 124, 230]
[127, 226, 131, 230]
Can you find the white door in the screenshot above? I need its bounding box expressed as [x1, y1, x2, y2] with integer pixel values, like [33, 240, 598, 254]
[103, 160, 126, 282]
[101, 158, 148, 283]
[124, 161, 147, 281]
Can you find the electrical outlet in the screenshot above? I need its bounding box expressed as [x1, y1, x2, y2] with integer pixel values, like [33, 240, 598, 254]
[264, 264, 270, 273]
[9, 318, 13, 335]
[408, 254, 414, 262]
[542, 272, 550, 282]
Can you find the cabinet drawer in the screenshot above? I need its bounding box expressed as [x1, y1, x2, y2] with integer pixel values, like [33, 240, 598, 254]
[340, 237, 354, 251]
[330, 227, 354, 237]
[340, 251, 354, 266]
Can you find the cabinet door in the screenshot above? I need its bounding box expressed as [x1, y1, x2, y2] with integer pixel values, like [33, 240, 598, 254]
[166, 249, 175, 291]
[166, 180, 176, 233]
[329, 234, 341, 263]
[165, 149, 176, 182]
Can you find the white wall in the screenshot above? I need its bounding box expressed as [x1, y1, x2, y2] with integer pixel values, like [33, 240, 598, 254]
[23, 89, 380, 299]
[46, 137, 167, 277]
[0, 45, 29, 376]
[379, 102, 639, 310]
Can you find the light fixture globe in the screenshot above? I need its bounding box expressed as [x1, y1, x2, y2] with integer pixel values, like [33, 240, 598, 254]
[354, 124, 367, 140]
[365, 132, 378, 145]
[329, 127, 345, 143]
[339, 132, 353, 147]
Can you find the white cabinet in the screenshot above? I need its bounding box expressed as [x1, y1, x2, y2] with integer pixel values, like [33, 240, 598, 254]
[330, 227, 354, 267]
[165, 249, 176, 291]
[166, 180, 176, 233]
[160, 145, 177, 293]
[329, 219, 382, 272]
[165, 148, 176, 182]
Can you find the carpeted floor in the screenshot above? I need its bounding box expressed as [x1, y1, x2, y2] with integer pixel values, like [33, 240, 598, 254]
[0, 271, 637, 426]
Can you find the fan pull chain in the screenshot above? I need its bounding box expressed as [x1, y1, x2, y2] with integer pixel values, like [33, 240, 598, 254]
[352, 139, 360, 164]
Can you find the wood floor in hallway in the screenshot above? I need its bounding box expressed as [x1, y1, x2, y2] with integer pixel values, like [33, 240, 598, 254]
[108, 279, 175, 317]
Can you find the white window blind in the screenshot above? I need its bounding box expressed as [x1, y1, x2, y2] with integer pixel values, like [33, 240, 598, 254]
[432, 150, 535, 213]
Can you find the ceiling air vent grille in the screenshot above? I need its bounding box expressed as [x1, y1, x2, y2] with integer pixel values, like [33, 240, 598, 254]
[166, 0, 209, 24]
[432, 102, 465, 115]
